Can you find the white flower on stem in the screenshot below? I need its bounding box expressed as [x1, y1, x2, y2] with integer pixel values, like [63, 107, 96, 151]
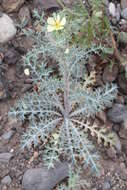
[24, 68, 30, 76]
[47, 14, 66, 32]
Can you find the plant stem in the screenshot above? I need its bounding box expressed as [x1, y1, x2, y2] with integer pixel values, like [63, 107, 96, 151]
[79, 0, 85, 9]
[79, 0, 92, 17]
[63, 61, 70, 118]
[56, 0, 65, 9]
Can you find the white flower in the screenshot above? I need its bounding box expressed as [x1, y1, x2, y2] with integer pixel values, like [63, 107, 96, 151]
[109, 2, 116, 17]
[24, 68, 30, 76]
[47, 14, 66, 32]
[65, 48, 69, 54]
[52, 133, 59, 145]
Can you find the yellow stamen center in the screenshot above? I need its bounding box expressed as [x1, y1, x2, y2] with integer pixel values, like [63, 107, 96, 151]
[54, 21, 61, 29]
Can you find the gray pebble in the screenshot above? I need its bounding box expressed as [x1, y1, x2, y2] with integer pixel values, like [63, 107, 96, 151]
[121, 0, 127, 9]
[118, 73, 127, 94]
[119, 19, 127, 25]
[121, 8, 127, 20]
[103, 180, 111, 190]
[116, 4, 121, 21]
[107, 104, 127, 123]
[22, 162, 69, 190]
[113, 133, 122, 152]
[2, 130, 15, 141]
[107, 147, 117, 159]
[1, 175, 12, 185]
[0, 153, 13, 163]
[0, 11, 3, 17]
[0, 13, 16, 44]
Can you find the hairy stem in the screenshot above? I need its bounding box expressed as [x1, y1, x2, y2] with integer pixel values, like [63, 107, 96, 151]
[79, 0, 85, 9]
[56, 0, 65, 9]
[63, 61, 70, 118]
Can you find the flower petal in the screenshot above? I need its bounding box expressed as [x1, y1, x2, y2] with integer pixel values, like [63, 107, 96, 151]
[60, 17, 66, 26]
[47, 17, 55, 25]
[65, 48, 69, 54]
[55, 26, 64, 30]
[24, 68, 30, 76]
[56, 14, 60, 22]
[47, 25, 55, 32]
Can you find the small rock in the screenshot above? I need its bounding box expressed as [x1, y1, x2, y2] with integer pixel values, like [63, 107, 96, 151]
[0, 13, 16, 43]
[18, 6, 31, 24]
[118, 73, 127, 94]
[119, 18, 127, 25]
[115, 11, 120, 21]
[4, 49, 19, 65]
[102, 180, 111, 190]
[116, 95, 124, 104]
[109, 2, 116, 17]
[115, 4, 121, 21]
[122, 120, 127, 129]
[1, 175, 12, 185]
[119, 19, 127, 31]
[107, 147, 117, 159]
[118, 162, 127, 180]
[119, 128, 127, 139]
[2, 0, 25, 13]
[96, 111, 107, 124]
[121, 0, 127, 9]
[107, 104, 127, 123]
[0, 153, 13, 163]
[121, 8, 127, 20]
[34, 0, 59, 11]
[113, 124, 120, 132]
[103, 65, 118, 83]
[119, 31, 127, 44]
[12, 36, 34, 52]
[0, 165, 9, 178]
[2, 185, 8, 190]
[34, 0, 74, 11]
[113, 133, 122, 152]
[2, 130, 15, 141]
[111, 18, 117, 25]
[121, 139, 127, 155]
[22, 162, 69, 190]
[63, 0, 75, 7]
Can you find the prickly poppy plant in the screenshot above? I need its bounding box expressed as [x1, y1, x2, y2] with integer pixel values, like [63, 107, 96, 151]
[9, 6, 117, 175]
